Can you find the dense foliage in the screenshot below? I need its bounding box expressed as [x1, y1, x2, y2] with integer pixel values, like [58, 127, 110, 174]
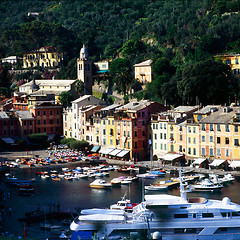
[0, 0, 240, 105]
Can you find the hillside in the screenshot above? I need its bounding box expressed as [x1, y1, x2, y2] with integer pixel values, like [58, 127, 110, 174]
[0, 0, 240, 105]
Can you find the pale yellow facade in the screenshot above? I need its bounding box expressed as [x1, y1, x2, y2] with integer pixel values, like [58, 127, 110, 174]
[23, 46, 63, 69]
[215, 53, 240, 76]
[134, 59, 152, 83]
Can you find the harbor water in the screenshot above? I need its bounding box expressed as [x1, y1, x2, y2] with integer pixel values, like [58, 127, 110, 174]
[1, 163, 240, 239]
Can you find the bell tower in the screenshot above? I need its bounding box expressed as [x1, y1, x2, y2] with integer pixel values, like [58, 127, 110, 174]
[77, 45, 93, 95]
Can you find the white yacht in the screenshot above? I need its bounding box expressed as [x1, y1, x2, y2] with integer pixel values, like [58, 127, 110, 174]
[70, 170, 240, 240]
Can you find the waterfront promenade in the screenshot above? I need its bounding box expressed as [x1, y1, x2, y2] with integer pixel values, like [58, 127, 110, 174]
[1, 149, 240, 177]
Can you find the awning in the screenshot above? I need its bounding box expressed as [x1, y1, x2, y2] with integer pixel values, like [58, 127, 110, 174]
[108, 149, 122, 156]
[209, 159, 226, 167]
[229, 161, 240, 168]
[116, 150, 129, 158]
[99, 148, 115, 155]
[91, 145, 100, 152]
[1, 137, 15, 144]
[99, 147, 107, 154]
[192, 158, 207, 165]
[161, 153, 183, 161]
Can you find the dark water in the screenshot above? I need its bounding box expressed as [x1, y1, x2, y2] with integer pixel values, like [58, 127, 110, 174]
[2, 164, 240, 239]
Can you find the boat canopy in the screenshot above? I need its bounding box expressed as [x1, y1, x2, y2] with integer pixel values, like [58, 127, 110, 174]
[81, 208, 125, 215]
[79, 213, 125, 222]
[209, 159, 226, 167]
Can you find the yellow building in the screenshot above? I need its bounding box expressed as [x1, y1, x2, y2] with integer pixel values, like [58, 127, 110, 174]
[23, 46, 63, 69]
[134, 59, 153, 84]
[215, 53, 240, 76]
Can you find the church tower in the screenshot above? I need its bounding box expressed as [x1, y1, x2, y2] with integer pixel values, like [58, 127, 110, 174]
[77, 45, 93, 95]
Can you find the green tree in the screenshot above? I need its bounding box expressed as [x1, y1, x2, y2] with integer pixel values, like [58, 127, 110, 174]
[177, 60, 234, 105]
[58, 92, 74, 108]
[109, 58, 133, 96]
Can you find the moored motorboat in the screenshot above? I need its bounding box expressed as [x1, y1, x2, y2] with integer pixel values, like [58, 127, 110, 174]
[191, 178, 223, 191]
[144, 184, 168, 191]
[89, 179, 112, 189]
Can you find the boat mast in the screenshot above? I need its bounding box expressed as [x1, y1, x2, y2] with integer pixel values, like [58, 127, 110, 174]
[179, 168, 190, 202]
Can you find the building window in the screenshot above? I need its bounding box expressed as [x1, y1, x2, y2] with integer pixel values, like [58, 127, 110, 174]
[235, 126, 238, 132]
[188, 137, 191, 144]
[202, 148, 205, 155]
[210, 124, 213, 131]
[44, 120, 46, 124]
[103, 129, 106, 135]
[142, 121, 145, 126]
[202, 136, 205, 142]
[217, 125, 221, 131]
[225, 125, 230, 132]
[38, 120, 41, 124]
[225, 149, 229, 157]
[50, 110, 53, 115]
[193, 148, 196, 155]
[160, 133, 162, 139]
[217, 149, 221, 157]
[134, 131, 137, 137]
[142, 131, 145, 136]
[180, 135, 182, 141]
[134, 121, 137, 126]
[193, 138, 196, 144]
[37, 111, 40, 116]
[234, 139, 239, 146]
[210, 148, 214, 156]
[188, 127, 191, 133]
[188, 148, 191, 154]
[210, 136, 213, 142]
[110, 128, 114, 136]
[160, 123, 162, 129]
[43, 111, 46, 115]
[170, 145, 174, 152]
[201, 124, 205, 131]
[143, 141, 145, 148]
[179, 145, 182, 152]
[225, 137, 229, 145]
[110, 139, 113, 145]
[155, 143, 157, 150]
[154, 134, 157, 140]
[135, 142, 138, 148]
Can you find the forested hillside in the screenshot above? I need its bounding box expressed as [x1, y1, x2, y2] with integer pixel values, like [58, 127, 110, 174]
[0, 0, 240, 105]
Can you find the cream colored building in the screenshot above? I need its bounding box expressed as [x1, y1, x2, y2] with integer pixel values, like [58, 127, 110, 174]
[63, 95, 105, 140]
[134, 59, 153, 83]
[23, 46, 63, 69]
[19, 79, 78, 105]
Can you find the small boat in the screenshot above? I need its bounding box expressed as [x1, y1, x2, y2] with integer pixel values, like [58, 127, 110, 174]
[89, 179, 112, 189]
[144, 184, 168, 191]
[149, 170, 166, 176]
[191, 178, 223, 191]
[137, 173, 155, 179]
[110, 178, 122, 185]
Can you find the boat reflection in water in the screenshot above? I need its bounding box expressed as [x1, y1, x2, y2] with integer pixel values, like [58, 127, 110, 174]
[70, 170, 240, 240]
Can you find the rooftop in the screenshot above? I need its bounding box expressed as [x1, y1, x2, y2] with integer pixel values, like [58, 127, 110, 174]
[0, 112, 9, 119]
[15, 111, 34, 120]
[134, 59, 152, 67]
